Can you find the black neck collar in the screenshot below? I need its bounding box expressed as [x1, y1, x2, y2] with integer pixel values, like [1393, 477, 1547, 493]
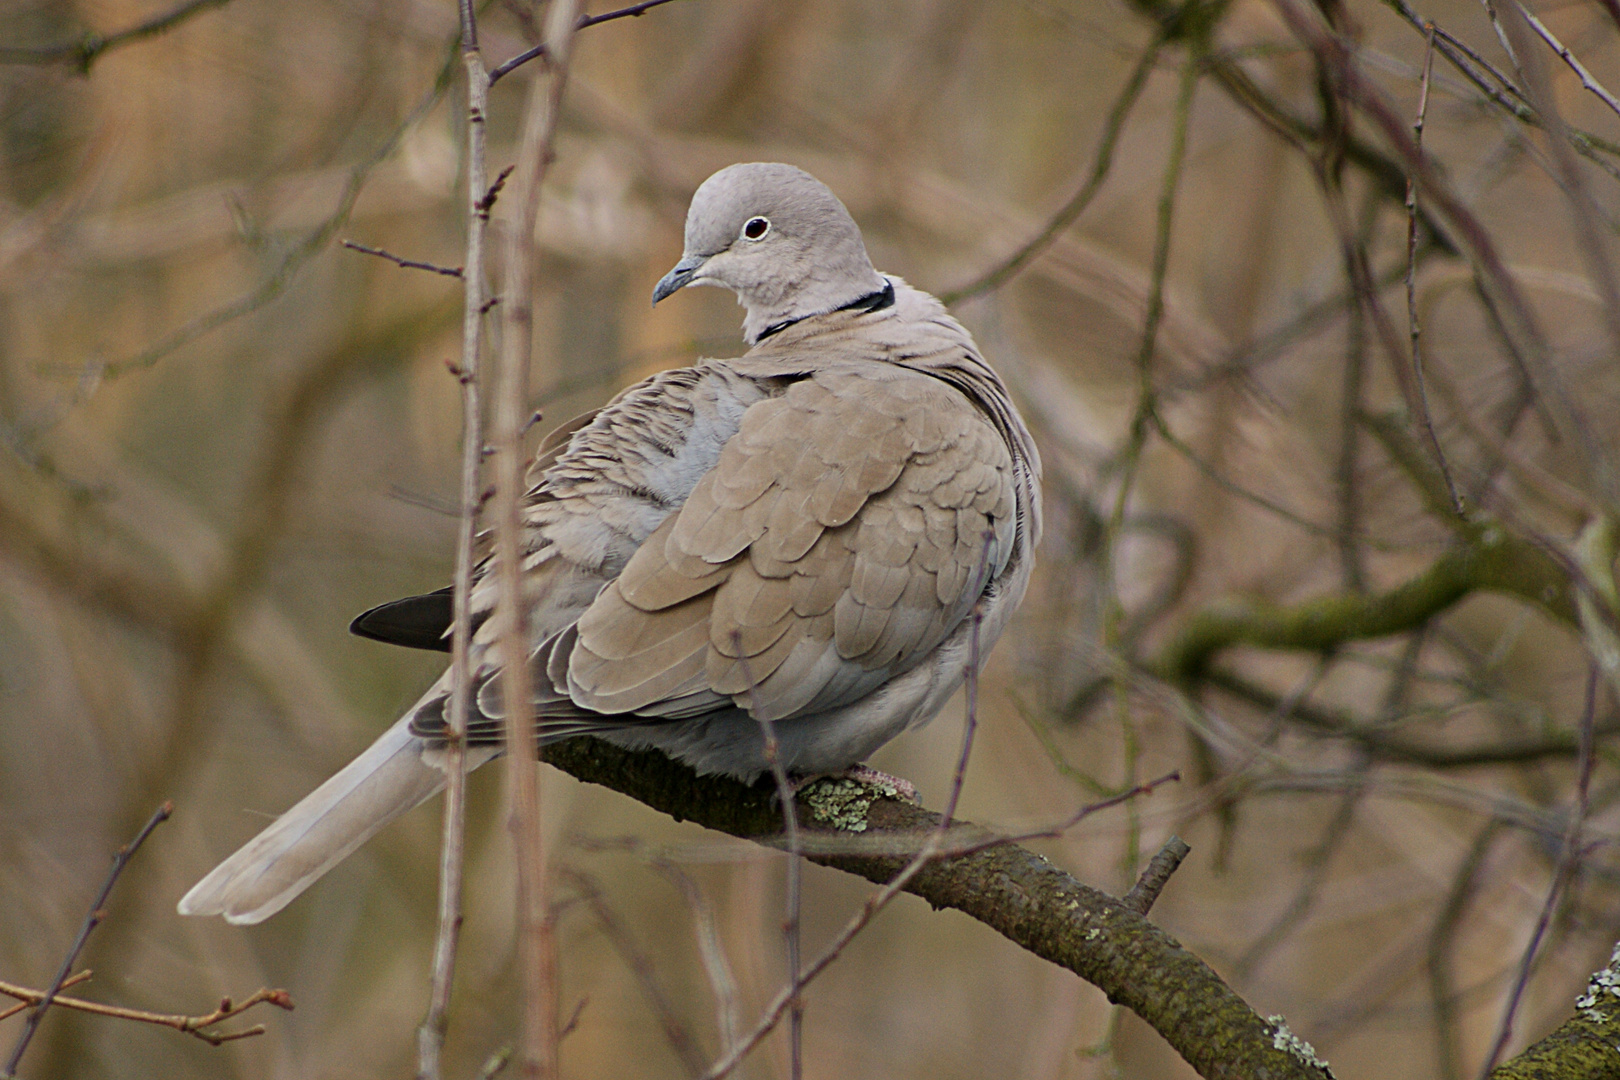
[755, 279, 895, 342]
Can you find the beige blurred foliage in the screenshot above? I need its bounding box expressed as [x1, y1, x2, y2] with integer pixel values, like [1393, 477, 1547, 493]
[3, 0, 1620, 1077]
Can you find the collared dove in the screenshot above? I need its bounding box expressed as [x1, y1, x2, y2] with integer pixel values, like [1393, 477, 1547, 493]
[179, 162, 1042, 924]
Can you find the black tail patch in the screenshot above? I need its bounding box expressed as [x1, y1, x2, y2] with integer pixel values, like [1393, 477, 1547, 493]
[349, 587, 456, 652]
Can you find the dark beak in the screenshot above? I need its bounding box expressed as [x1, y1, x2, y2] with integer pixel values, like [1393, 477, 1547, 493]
[652, 254, 708, 306]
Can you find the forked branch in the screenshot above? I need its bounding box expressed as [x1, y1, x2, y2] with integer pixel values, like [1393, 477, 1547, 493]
[0, 980, 292, 1048]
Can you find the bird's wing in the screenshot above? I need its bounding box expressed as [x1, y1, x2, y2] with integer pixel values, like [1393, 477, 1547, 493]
[564, 363, 1017, 723]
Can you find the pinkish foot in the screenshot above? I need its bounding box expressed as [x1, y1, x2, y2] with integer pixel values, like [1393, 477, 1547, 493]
[841, 765, 919, 803]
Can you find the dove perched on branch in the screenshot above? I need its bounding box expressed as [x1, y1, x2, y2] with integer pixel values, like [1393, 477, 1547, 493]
[179, 163, 1042, 925]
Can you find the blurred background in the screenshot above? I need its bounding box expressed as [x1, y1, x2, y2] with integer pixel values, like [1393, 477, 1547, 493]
[3, 0, 1620, 1077]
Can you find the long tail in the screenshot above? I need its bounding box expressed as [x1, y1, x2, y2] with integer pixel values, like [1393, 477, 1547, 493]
[178, 712, 494, 925]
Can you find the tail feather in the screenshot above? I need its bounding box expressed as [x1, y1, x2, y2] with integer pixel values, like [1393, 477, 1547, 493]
[178, 716, 490, 925]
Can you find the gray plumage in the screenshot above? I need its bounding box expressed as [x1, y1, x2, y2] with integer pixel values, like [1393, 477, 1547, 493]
[179, 162, 1042, 924]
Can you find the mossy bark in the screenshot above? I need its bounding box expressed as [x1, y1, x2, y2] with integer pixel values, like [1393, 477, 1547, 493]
[543, 736, 1331, 1079]
[1150, 526, 1577, 686]
[1487, 989, 1620, 1079]
[539, 734, 1618, 1078]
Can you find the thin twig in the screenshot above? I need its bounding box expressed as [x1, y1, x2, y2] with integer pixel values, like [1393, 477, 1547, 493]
[1479, 0, 1521, 71]
[488, 0, 687, 84]
[1121, 836, 1192, 915]
[0, 973, 92, 1024]
[1233, 774, 1365, 980]
[1429, 19, 1524, 103]
[1336, 196, 1372, 591]
[494, 5, 580, 1077]
[1428, 823, 1502, 1080]
[1499, 2, 1620, 380]
[1273, 0, 1613, 504]
[732, 635, 803, 1080]
[1379, 0, 1620, 182]
[565, 869, 705, 1077]
[3, 801, 171, 1077]
[1515, 3, 1620, 121]
[945, 608, 982, 831]
[342, 240, 463, 279]
[0, 0, 232, 72]
[1099, 46, 1201, 879]
[1202, 671, 1593, 770]
[1169, 257, 1413, 396]
[1314, 123, 1455, 520]
[941, 33, 1166, 304]
[650, 859, 741, 1059]
[1405, 23, 1463, 516]
[1149, 412, 1351, 542]
[1477, 664, 1598, 1077]
[92, 30, 461, 380]
[480, 166, 517, 218]
[0, 980, 292, 1048]
[417, 3, 493, 1078]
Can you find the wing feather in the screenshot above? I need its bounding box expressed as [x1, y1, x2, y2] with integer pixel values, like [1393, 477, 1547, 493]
[564, 365, 1017, 726]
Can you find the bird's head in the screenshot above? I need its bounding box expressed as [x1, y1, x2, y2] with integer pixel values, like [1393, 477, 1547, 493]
[653, 163, 886, 343]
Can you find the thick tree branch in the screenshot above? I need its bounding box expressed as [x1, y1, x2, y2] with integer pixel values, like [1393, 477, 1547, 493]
[1149, 525, 1577, 686]
[539, 737, 1330, 1080]
[529, 675, 1619, 1079]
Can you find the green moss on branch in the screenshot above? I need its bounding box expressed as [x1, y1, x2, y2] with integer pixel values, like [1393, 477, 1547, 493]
[1149, 526, 1576, 685]
[1489, 945, 1620, 1080]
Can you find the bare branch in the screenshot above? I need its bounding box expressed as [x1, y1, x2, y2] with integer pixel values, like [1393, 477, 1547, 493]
[0, 979, 292, 1048]
[1122, 836, 1192, 915]
[1498, 2, 1620, 371]
[1205, 667, 1612, 768]
[1479, 665, 1598, 1076]
[92, 39, 461, 380]
[1405, 24, 1464, 515]
[1514, 3, 1620, 122]
[0, 973, 92, 1024]
[493, 5, 580, 1077]
[417, 4, 494, 1078]
[1149, 527, 1576, 686]
[2, 802, 171, 1076]
[342, 240, 463, 279]
[565, 870, 705, 1077]
[1489, 940, 1620, 1079]
[0, 0, 233, 73]
[941, 33, 1165, 304]
[649, 860, 741, 1059]
[1375, 0, 1620, 182]
[1271, 0, 1616, 503]
[488, 0, 688, 85]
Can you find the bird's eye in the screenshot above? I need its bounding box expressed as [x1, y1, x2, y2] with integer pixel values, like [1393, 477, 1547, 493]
[742, 216, 770, 241]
